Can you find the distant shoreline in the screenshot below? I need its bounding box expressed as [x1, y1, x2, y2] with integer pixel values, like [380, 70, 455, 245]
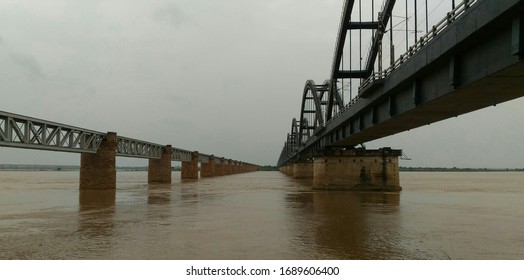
[0, 164, 522, 172]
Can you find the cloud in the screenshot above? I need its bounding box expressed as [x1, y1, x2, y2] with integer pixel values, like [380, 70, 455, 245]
[9, 52, 45, 78]
[153, 3, 188, 26]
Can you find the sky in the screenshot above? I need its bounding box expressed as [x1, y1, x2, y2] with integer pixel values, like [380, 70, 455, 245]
[1, 0, 523, 168]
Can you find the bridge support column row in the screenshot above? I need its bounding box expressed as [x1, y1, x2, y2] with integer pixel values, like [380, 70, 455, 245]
[79, 136, 259, 189]
[181, 153, 259, 179]
[281, 148, 402, 192]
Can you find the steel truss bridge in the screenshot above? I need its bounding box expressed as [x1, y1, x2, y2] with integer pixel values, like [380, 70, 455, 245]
[278, 0, 524, 166]
[0, 110, 251, 166]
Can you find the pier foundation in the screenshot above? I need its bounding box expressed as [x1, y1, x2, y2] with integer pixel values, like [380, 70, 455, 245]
[80, 132, 117, 190]
[313, 148, 402, 191]
[293, 162, 314, 179]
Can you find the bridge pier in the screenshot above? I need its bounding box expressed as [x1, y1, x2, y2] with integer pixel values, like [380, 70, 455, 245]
[313, 148, 402, 191]
[215, 157, 225, 176]
[286, 164, 294, 176]
[201, 155, 215, 178]
[232, 161, 238, 174]
[80, 132, 117, 190]
[226, 160, 233, 175]
[148, 145, 173, 184]
[181, 151, 199, 179]
[280, 165, 290, 175]
[293, 162, 314, 179]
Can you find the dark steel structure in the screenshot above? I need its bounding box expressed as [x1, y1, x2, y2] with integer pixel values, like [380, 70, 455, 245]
[279, 0, 524, 166]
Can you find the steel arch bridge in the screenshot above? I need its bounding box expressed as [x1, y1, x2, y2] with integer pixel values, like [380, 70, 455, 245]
[278, 0, 524, 167]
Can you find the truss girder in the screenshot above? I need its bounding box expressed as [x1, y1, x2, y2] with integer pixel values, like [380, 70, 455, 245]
[0, 110, 222, 163]
[0, 111, 104, 153]
[116, 137, 164, 159]
[172, 148, 193, 162]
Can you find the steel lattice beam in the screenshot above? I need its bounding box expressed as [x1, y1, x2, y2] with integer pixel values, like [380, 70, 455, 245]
[116, 136, 165, 159]
[0, 111, 231, 164]
[0, 111, 104, 153]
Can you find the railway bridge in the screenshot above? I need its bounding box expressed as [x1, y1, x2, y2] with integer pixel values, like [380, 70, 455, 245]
[278, 0, 524, 191]
[0, 111, 259, 190]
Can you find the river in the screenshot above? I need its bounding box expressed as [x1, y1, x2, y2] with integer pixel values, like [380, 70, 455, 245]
[1, 171, 523, 259]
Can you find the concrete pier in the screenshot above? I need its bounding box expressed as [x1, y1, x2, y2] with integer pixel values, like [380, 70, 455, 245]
[313, 148, 402, 191]
[148, 145, 173, 184]
[181, 151, 199, 179]
[293, 162, 314, 179]
[286, 164, 293, 176]
[80, 132, 117, 190]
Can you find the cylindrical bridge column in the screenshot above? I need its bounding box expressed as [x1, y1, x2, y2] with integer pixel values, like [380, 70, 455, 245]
[181, 151, 199, 179]
[80, 132, 117, 190]
[148, 145, 173, 184]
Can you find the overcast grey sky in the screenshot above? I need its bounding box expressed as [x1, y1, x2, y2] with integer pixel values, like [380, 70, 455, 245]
[1, 0, 523, 168]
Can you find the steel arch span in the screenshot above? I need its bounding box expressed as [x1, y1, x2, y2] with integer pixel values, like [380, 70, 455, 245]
[278, 0, 524, 167]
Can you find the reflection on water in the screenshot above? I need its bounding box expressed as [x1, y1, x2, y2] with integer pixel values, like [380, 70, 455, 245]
[147, 184, 171, 205]
[286, 187, 402, 259]
[1, 171, 524, 259]
[78, 190, 116, 237]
